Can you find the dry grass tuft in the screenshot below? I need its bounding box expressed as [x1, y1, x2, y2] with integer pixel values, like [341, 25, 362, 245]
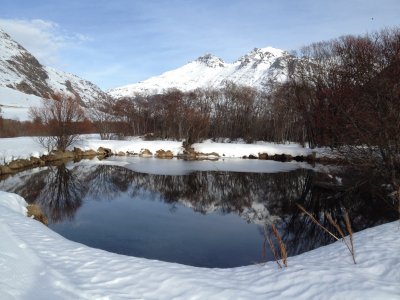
[27, 204, 49, 226]
[264, 223, 288, 268]
[297, 204, 356, 264]
[297, 204, 340, 240]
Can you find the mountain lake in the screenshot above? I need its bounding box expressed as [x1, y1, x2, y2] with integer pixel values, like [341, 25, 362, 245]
[0, 157, 397, 268]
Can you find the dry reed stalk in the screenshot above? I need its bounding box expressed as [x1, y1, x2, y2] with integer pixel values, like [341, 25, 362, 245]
[266, 235, 282, 269]
[325, 212, 356, 264]
[296, 204, 340, 241]
[271, 224, 288, 267]
[298, 204, 357, 264]
[262, 238, 267, 261]
[325, 213, 345, 237]
[264, 224, 288, 268]
[344, 212, 356, 264]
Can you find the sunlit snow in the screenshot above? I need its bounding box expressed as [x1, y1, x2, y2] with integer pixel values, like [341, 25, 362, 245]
[0, 135, 324, 164]
[108, 47, 289, 97]
[0, 191, 399, 299]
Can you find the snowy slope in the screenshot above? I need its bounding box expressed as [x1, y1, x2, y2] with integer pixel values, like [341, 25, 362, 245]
[0, 28, 109, 114]
[108, 47, 291, 97]
[44, 66, 108, 105]
[0, 86, 43, 120]
[0, 191, 399, 299]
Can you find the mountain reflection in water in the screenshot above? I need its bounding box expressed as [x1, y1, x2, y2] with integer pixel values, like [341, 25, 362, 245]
[0, 160, 397, 268]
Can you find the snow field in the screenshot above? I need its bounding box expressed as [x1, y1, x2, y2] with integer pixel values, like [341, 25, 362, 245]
[0, 86, 44, 121]
[0, 191, 399, 299]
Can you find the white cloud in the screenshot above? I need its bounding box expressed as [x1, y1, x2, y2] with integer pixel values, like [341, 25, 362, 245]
[0, 18, 90, 66]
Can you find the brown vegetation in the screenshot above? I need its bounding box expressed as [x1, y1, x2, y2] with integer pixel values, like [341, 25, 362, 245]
[1, 28, 398, 199]
[263, 223, 288, 268]
[297, 204, 356, 264]
[29, 93, 86, 151]
[272, 27, 400, 198]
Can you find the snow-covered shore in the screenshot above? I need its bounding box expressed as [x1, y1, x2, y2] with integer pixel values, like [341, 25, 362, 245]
[0, 135, 325, 164]
[1, 136, 397, 299]
[0, 191, 399, 299]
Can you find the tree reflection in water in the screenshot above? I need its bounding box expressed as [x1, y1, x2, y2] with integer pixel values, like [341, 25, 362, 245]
[85, 165, 133, 200]
[0, 163, 397, 259]
[279, 169, 399, 256]
[35, 163, 87, 222]
[0, 163, 87, 222]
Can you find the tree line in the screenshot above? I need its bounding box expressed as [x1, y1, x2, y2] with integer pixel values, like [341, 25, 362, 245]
[90, 27, 399, 190]
[0, 109, 94, 138]
[94, 27, 399, 152]
[2, 28, 396, 152]
[1, 28, 398, 179]
[276, 28, 400, 190]
[92, 83, 280, 144]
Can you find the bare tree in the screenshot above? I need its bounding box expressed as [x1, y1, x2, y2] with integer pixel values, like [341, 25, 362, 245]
[29, 93, 85, 151]
[279, 28, 400, 194]
[89, 97, 116, 140]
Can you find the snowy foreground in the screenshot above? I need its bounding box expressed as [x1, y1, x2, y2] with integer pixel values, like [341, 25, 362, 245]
[0, 191, 399, 300]
[0, 135, 324, 164]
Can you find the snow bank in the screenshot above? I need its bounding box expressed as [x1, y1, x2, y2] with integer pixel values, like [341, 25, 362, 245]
[0, 136, 328, 165]
[192, 139, 323, 158]
[0, 191, 27, 215]
[0, 137, 49, 163]
[0, 191, 399, 299]
[74, 137, 184, 156]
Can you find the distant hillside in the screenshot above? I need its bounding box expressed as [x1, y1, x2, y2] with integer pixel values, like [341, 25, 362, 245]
[0, 28, 109, 120]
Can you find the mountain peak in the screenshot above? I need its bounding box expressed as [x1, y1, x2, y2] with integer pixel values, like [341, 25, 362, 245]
[235, 46, 285, 68]
[253, 47, 285, 57]
[194, 53, 225, 68]
[108, 45, 290, 97]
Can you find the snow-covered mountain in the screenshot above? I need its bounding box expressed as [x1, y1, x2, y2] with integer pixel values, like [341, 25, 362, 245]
[0, 27, 293, 120]
[0, 28, 109, 120]
[108, 47, 291, 98]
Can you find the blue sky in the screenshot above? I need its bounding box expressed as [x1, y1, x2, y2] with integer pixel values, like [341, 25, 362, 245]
[1, 0, 399, 90]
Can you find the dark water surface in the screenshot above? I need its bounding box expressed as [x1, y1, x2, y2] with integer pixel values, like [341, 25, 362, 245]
[0, 158, 397, 268]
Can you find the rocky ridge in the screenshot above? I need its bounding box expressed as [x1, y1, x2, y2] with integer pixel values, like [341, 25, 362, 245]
[0, 29, 109, 107]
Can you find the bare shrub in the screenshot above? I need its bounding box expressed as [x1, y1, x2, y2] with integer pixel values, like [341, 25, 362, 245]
[29, 93, 85, 151]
